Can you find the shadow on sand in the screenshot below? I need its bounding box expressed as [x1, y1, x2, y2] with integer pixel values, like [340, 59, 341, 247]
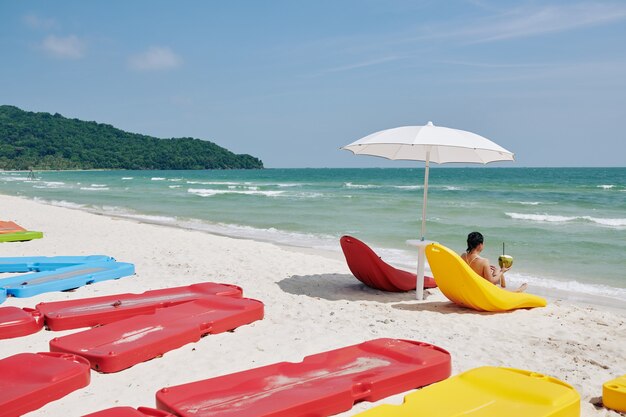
[278, 273, 499, 315]
[390, 301, 494, 315]
[278, 273, 417, 302]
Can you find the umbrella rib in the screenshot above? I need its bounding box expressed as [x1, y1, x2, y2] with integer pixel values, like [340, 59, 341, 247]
[476, 149, 489, 164]
[390, 144, 404, 160]
[349, 142, 513, 155]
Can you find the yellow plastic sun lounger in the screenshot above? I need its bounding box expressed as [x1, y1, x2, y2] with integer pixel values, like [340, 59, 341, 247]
[355, 366, 580, 417]
[603, 374, 626, 412]
[425, 243, 547, 312]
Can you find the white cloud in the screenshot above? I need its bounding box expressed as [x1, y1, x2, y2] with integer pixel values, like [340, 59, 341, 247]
[322, 56, 403, 74]
[462, 3, 626, 43]
[23, 14, 57, 30]
[128, 46, 182, 71]
[41, 35, 86, 59]
[314, 2, 626, 59]
[402, 2, 626, 44]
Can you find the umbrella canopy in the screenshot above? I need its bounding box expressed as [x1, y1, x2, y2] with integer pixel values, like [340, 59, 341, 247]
[342, 121, 514, 299]
[342, 122, 514, 164]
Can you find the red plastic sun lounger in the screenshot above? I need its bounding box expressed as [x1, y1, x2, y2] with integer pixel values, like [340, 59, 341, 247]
[0, 307, 44, 339]
[37, 282, 244, 331]
[50, 296, 264, 373]
[0, 221, 26, 233]
[340, 236, 436, 292]
[0, 352, 91, 417]
[84, 407, 175, 417]
[156, 338, 451, 417]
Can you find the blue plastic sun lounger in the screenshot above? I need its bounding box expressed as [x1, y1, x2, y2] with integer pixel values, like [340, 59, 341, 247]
[0, 262, 135, 300]
[0, 256, 114, 273]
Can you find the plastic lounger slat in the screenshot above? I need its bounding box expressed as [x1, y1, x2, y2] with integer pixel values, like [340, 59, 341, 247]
[155, 338, 451, 417]
[0, 261, 135, 299]
[0, 352, 91, 417]
[0, 255, 114, 273]
[603, 374, 626, 413]
[50, 297, 264, 373]
[0, 230, 43, 242]
[0, 221, 26, 233]
[37, 282, 244, 330]
[354, 366, 580, 417]
[83, 407, 175, 417]
[0, 307, 44, 339]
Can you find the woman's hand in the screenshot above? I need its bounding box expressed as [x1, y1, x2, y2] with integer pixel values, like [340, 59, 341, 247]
[491, 265, 510, 274]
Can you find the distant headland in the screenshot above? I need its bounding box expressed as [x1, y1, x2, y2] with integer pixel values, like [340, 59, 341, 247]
[0, 105, 263, 170]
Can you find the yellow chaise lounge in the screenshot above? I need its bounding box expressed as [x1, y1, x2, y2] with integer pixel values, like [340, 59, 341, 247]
[354, 367, 580, 417]
[425, 243, 547, 312]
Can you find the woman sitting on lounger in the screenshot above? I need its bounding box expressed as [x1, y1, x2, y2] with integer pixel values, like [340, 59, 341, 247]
[461, 232, 527, 292]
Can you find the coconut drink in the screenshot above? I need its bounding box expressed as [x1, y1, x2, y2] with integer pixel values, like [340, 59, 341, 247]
[498, 242, 513, 268]
[498, 254, 514, 269]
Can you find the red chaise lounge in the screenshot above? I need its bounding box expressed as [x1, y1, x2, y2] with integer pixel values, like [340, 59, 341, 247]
[340, 235, 436, 292]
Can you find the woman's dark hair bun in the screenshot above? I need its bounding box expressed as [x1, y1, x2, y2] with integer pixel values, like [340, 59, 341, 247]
[467, 231, 484, 253]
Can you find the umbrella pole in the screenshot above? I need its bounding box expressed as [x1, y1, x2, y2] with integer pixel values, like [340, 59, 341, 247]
[420, 154, 430, 240]
[416, 151, 430, 300]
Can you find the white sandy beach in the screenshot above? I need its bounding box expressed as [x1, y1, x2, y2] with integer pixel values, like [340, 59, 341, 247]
[1, 193, 624, 417]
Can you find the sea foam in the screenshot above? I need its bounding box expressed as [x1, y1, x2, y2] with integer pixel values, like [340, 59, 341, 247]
[33, 198, 86, 210]
[186, 180, 241, 185]
[506, 213, 576, 222]
[187, 188, 284, 197]
[506, 212, 626, 228]
[32, 181, 67, 189]
[514, 201, 542, 205]
[392, 185, 423, 190]
[80, 187, 110, 191]
[507, 272, 626, 302]
[344, 182, 380, 189]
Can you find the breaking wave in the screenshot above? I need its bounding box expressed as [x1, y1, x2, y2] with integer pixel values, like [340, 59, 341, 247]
[344, 182, 380, 189]
[80, 186, 110, 191]
[187, 188, 284, 197]
[506, 212, 626, 228]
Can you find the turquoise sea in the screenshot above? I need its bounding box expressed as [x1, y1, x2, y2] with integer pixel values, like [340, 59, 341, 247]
[1, 168, 625, 302]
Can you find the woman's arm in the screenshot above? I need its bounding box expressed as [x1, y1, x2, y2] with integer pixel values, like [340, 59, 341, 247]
[480, 259, 500, 284]
[489, 264, 510, 287]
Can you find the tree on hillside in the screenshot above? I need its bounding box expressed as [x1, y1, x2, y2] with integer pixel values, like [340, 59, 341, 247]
[0, 105, 263, 170]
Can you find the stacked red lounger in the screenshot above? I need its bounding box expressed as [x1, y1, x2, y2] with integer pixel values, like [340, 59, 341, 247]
[84, 407, 176, 417]
[85, 338, 451, 417]
[50, 296, 263, 372]
[0, 352, 90, 417]
[0, 282, 264, 415]
[0, 307, 44, 339]
[39, 282, 263, 373]
[37, 282, 245, 330]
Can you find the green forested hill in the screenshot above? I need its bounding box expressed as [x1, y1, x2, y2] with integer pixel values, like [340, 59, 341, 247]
[0, 105, 263, 170]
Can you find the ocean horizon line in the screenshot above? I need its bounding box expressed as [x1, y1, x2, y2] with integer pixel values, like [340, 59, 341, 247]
[3, 165, 625, 172]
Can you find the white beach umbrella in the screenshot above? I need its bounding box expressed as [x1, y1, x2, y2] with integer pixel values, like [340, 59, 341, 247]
[342, 121, 514, 299]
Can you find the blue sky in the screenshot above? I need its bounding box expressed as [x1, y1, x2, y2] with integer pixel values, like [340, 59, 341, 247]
[1, 1, 625, 167]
